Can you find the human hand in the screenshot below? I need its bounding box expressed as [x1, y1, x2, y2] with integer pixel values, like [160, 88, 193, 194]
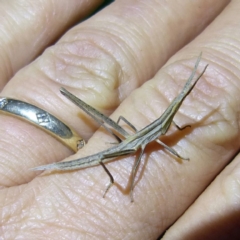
[0, 0, 239, 239]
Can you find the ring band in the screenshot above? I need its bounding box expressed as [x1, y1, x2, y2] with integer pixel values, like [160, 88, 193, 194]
[0, 97, 85, 152]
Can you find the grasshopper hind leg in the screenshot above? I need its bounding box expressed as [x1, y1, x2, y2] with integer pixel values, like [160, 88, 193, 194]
[130, 145, 146, 202]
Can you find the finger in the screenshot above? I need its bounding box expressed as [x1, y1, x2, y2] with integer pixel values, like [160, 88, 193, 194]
[0, 53, 237, 238]
[0, 0, 103, 88]
[8, 0, 239, 238]
[163, 153, 240, 240]
[0, 0, 227, 188]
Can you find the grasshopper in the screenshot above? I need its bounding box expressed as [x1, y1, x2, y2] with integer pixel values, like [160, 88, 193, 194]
[33, 54, 208, 201]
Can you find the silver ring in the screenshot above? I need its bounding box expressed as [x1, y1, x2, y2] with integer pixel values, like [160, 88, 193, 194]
[0, 97, 85, 152]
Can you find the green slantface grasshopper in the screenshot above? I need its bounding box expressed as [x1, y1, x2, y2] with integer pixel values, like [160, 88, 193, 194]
[33, 54, 208, 201]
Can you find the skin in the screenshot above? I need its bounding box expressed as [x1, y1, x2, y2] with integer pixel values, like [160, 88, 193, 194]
[0, 0, 239, 239]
